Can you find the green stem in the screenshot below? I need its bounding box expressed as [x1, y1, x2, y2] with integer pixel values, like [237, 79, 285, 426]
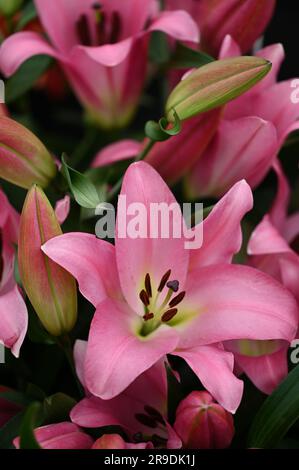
[106, 139, 155, 202]
[71, 126, 99, 169]
[57, 335, 84, 397]
[135, 139, 155, 162]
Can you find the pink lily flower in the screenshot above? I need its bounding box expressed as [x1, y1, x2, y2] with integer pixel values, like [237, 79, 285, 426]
[13, 422, 94, 449]
[0, 0, 199, 129]
[165, 0, 276, 56]
[187, 36, 299, 198]
[71, 340, 181, 449]
[232, 161, 299, 395]
[92, 110, 222, 184]
[42, 162, 298, 413]
[0, 189, 27, 357]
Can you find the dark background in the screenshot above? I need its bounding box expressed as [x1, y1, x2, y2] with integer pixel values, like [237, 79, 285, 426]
[265, 1, 298, 79]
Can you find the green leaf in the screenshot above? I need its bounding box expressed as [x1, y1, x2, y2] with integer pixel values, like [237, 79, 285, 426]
[170, 43, 215, 69]
[159, 110, 182, 136]
[5, 55, 52, 103]
[0, 412, 25, 449]
[0, 391, 29, 407]
[248, 365, 299, 448]
[16, 0, 37, 30]
[43, 393, 76, 424]
[149, 31, 171, 64]
[145, 120, 170, 142]
[61, 155, 101, 209]
[19, 402, 44, 449]
[145, 111, 182, 142]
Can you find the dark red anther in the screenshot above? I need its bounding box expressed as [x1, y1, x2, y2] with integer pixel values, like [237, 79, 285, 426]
[161, 308, 178, 323]
[76, 14, 92, 46]
[158, 269, 171, 292]
[144, 406, 166, 425]
[143, 313, 154, 321]
[145, 273, 152, 298]
[139, 289, 150, 307]
[109, 11, 122, 44]
[135, 413, 158, 429]
[169, 291, 186, 308]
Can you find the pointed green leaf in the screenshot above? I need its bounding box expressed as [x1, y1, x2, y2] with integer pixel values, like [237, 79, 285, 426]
[5, 55, 52, 103]
[61, 155, 101, 209]
[248, 365, 299, 448]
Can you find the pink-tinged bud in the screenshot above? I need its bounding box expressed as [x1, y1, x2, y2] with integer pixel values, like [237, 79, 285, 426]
[0, 117, 56, 189]
[18, 186, 77, 336]
[165, 56, 272, 122]
[92, 434, 152, 450]
[174, 391, 235, 449]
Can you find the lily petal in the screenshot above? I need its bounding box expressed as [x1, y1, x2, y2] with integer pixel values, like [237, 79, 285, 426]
[148, 10, 199, 44]
[85, 298, 179, 399]
[187, 117, 278, 198]
[92, 140, 142, 168]
[42, 233, 121, 307]
[173, 345, 243, 413]
[236, 347, 288, 395]
[54, 196, 70, 225]
[189, 180, 253, 270]
[0, 285, 28, 358]
[179, 264, 298, 348]
[0, 32, 59, 77]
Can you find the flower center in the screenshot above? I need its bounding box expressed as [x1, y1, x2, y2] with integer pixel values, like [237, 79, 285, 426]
[139, 270, 186, 336]
[75, 4, 123, 47]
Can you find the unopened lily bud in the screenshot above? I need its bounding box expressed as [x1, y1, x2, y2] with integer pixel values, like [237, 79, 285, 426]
[166, 56, 271, 122]
[174, 391, 235, 449]
[0, 0, 23, 16]
[0, 117, 56, 189]
[18, 186, 77, 336]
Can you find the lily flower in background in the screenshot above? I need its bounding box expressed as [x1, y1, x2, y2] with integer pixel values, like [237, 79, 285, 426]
[71, 341, 181, 449]
[0, 189, 27, 357]
[18, 185, 77, 337]
[42, 162, 298, 413]
[231, 161, 299, 395]
[165, 0, 276, 56]
[92, 54, 272, 183]
[187, 37, 299, 199]
[174, 391, 234, 449]
[0, 0, 199, 128]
